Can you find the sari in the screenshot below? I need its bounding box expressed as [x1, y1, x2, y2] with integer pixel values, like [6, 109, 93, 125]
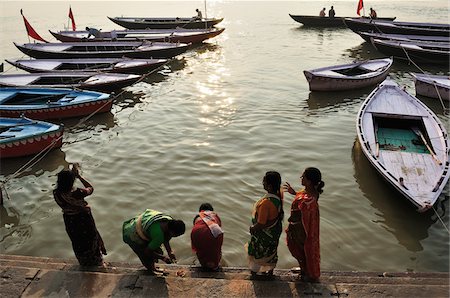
[286, 190, 320, 280]
[54, 188, 106, 266]
[247, 193, 283, 273]
[191, 211, 224, 269]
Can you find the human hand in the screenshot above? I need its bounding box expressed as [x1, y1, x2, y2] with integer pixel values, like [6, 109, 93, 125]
[163, 256, 173, 264]
[168, 251, 177, 263]
[71, 163, 81, 177]
[283, 182, 295, 195]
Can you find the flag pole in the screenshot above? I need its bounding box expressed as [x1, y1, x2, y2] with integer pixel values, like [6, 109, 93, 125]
[203, 0, 207, 29]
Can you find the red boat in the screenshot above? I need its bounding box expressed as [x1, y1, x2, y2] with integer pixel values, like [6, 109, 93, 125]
[0, 116, 63, 158]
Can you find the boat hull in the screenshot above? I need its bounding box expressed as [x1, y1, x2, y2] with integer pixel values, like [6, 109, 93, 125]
[0, 117, 63, 158]
[356, 79, 450, 211]
[289, 14, 395, 27]
[0, 88, 113, 120]
[15, 42, 189, 59]
[412, 74, 450, 101]
[50, 28, 225, 44]
[304, 58, 393, 91]
[108, 17, 223, 29]
[371, 39, 450, 65]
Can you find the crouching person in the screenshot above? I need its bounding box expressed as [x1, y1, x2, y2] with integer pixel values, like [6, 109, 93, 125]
[123, 209, 185, 274]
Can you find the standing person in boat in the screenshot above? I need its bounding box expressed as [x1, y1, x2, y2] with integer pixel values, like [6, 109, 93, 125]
[246, 171, 284, 277]
[122, 209, 185, 274]
[195, 8, 203, 20]
[319, 8, 326, 17]
[85, 26, 101, 38]
[369, 8, 377, 19]
[328, 6, 336, 18]
[284, 167, 324, 282]
[53, 163, 107, 266]
[191, 203, 224, 271]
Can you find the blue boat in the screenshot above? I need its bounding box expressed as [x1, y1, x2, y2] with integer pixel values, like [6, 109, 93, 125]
[0, 116, 63, 158]
[0, 87, 113, 120]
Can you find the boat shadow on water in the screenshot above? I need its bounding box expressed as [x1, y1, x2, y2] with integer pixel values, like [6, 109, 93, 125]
[345, 42, 386, 61]
[306, 87, 374, 113]
[351, 139, 448, 252]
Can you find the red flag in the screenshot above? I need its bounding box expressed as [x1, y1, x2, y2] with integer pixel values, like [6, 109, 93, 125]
[20, 9, 48, 42]
[357, 0, 364, 16]
[68, 6, 76, 31]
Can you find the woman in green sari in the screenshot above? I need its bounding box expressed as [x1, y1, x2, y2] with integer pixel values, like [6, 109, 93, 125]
[247, 171, 284, 276]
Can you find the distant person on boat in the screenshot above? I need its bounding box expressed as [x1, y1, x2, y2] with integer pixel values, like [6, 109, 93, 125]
[191, 203, 224, 271]
[328, 6, 336, 18]
[369, 8, 378, 19]
[195, 8, 203, 20]
[284, 167, 324, 283]
[86, 26, 101, 38]
[53, 163, 107, 267]
[319, 8, 326, 17]
[246, 171, 284, 277]
[122, 209, 185, 274]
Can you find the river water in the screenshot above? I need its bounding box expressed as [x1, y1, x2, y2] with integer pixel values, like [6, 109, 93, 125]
[0, 0, 449, 273]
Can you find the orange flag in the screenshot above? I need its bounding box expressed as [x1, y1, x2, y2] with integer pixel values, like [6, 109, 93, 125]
[20, 9, 48, 42]
[68, 6, 76, 31]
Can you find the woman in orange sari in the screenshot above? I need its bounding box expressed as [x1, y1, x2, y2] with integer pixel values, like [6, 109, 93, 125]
[284, 167, 324, 282]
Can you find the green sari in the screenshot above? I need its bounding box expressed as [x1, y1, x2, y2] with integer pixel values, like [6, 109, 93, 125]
[247, 194, 283, 273]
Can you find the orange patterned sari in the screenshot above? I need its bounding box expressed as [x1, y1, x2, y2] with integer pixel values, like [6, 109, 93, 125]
[286, 190, 320, 280]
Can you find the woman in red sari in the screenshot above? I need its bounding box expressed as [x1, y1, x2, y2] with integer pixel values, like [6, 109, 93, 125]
[284, 167, 324, 282]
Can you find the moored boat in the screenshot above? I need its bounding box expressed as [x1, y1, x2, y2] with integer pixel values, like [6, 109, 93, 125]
[108, 16, 224, 29]
[411, 73, 450, 101]
[304, 57, 393, 91]
[0, 72, 142, 92]
[0, 87, 113, 120]
[289, 14, 395, 27]
[6, 58, 167, 75]
[356, 79, 450, 211]
[0, 116, 63, 158]
[14, 41, 190, 59]
[49, 27, 225, 44]
[344, 18, 450, 36]
[370, 38, 450, 65]
[357, 32, 450, 43]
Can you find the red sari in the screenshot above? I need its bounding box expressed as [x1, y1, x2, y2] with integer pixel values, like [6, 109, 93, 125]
[286, 190, 320, 280]
[191, 211, 223, 269]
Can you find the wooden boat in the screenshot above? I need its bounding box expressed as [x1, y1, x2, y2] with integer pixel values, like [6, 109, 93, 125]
[14, 41, 190, 59]
[49, 27, 225, 44]
[304, 57, 393, 91]
[411, 73, 450, 101]
[0, 87, 113, 120]
[289, 14, 395, 27]
[108, 16, 223, 29]
[371, 39, 450, 65]
[357, 32, 450, 43]
[356, 79, 450, 211]
[344, 18, 450, 36]
[6, 58, 167, 75]
[0, 116, 63, 158]
[0, 72, 142, 93]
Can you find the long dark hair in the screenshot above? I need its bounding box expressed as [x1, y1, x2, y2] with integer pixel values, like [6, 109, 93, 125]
[304, 167, 325, 197]
[56, 170, 76, 193]
[264, 171, 282, 195]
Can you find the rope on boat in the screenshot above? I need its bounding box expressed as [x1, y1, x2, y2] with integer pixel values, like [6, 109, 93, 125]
[432, 204, 450, 235]
[0, 61, 172, 201]
[400, 46, 449, 115]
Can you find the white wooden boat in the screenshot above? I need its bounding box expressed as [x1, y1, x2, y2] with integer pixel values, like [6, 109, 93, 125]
[411, 73, 450, 101]
[0, 116, 63, 158]
[6, 58, 167, 75]
[304, 58, 393, 91]
[0, 72, 141, 92]
[356, 79, 450, 211]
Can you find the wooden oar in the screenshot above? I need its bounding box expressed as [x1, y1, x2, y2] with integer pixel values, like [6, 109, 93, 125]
[411, 127, 442, 165]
